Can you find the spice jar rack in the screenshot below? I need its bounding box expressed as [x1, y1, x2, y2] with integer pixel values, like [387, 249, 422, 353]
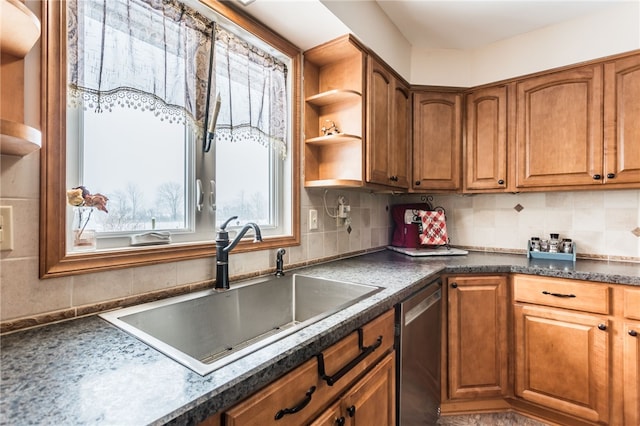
[527, 237, 576, 262]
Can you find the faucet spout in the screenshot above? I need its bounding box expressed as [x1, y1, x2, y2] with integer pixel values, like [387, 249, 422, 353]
[215, 216, 262, 290]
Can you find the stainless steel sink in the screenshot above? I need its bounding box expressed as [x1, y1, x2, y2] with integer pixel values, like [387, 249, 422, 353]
[99, 274, 381, 375]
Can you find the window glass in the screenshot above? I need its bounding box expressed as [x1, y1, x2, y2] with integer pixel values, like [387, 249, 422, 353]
[65, 0, 293, 253]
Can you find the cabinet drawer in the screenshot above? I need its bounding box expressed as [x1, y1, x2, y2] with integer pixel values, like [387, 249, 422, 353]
[624, 287, 640, 320]
[513, 275, 609, 314]
[224, 309, 395, 426]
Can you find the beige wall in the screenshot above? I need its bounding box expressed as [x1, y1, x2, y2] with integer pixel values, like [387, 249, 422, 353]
[410, 2, 640, 86]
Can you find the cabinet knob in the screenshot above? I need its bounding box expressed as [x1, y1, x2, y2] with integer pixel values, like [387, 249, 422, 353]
[336, 417, 346, 426]
[630, 329, 638, 337]
[607, 173, 615, 179]
[415, 181, 421, 186]
[497, 179, 505, 185]
[593, 174, 602, 180]
[451, 282, 458, 289]
[346, 405, 356, 417]
[598, 323, 607, 331]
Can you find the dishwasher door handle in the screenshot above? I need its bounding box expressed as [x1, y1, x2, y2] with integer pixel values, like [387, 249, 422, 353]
[405, 287, 441, 326]
[317, 328, 383, 386]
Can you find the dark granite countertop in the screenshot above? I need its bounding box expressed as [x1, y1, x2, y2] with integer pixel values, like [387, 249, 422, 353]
[1, 250, 638, 425]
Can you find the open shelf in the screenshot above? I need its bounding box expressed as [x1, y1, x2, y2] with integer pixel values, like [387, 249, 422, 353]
[305, 89, 362, 107]
[304, 179, 364, 188]
[0, 0, 41, 58]
[305, 134, 361, 145]
[0, 119, 42, 156]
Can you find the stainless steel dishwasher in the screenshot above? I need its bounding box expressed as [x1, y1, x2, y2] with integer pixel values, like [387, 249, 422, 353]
[396, 278, 442, 425]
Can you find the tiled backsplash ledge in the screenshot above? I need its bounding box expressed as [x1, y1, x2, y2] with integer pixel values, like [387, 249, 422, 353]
[0, 247, 381, 335]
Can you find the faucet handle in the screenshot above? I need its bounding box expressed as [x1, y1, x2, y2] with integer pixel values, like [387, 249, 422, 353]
[220, 216, 238, 231]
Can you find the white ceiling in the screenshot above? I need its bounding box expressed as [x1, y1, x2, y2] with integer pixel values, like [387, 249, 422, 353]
[374, 0, 632, 50]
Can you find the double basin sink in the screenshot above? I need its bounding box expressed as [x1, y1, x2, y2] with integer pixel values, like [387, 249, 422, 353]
[100, 274, 381, 375]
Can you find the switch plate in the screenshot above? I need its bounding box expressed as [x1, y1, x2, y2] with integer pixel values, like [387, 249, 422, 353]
[309, 209, 318, 230]
[0, 206, 14, 251]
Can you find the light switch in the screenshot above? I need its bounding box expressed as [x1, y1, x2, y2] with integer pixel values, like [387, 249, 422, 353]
[0, 206, 14, 251]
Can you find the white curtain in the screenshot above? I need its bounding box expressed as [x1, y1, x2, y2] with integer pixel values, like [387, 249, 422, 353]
[67, 0, 213, 131]
[213, 26, 288, 159]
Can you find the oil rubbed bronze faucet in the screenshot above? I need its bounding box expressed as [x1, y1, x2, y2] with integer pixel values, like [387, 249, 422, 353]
[215, 216, 262, 290]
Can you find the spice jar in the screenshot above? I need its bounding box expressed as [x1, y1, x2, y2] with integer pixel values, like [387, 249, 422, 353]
[561, 238, 573, 253]
[549, 233, 560, 253]
[530, 237, 541, 251]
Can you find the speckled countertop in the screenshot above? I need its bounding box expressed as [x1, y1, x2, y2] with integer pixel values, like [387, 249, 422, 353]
[1, 250, 639, 425]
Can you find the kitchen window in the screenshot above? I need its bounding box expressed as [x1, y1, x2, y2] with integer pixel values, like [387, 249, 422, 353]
[40, 0, 300, 277]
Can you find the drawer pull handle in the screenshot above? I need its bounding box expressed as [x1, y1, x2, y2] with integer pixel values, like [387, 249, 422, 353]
[542, 291, 576, 298]
[629, 329, 638, 337]
[274, 386, 316, 420]
[317, 328, 383, 386]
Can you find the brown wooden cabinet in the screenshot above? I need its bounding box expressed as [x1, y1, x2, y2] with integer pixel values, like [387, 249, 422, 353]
[303, 35, 366, 188]
[513, 275, 611, 424]
[515, 65, 603, 189]
[445, 275, 508, 401]
[515, 51, 640, 191]
[222, 310, 395, 426]
[310, 352, 395, 426]
[603, 54, 640, 186]
[623, 288, 640, 426]
[366, 56, 410, 189]
[0, 0, 42, 156]
[464, 85, 510, 192]
[412, 90, 462, 191]
[303, 36, 411, 190]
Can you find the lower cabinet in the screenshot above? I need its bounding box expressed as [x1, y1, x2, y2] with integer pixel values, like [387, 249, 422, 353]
[623, 288, 640, 426]
[309, 352, 395, 426]
[513, 304, 610, 423]
[445, 275, 509, 401]
[512, 275, 612, 424]
[221, 310, 395, 426]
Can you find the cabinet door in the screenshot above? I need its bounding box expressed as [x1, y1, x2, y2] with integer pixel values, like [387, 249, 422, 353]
[464, 85, 508, 191]
[309, 400, 345, 426]
[367, 57, 393, 186]
[514, 304, 609, 423]
[391, 79, 410, 188]
[447, 275, 508, 399]
[604, 54, 640, 186]
[623, 321, 640, 426]
[413, 91, 462, 191]
[342, 352, 396, 426]
[516, 65, 603, 188]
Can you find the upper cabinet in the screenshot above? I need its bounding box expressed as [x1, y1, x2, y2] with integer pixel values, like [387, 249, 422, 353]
[303, 35, 411, 190]
[366, 55, 410, 189]
[464, 84, 510, 192]
[0, 0, 42, 156]
[603, 54, 640, 186]
[515, 65, 603, 188]
[303, 35, 366, 188]
[412, 90, 462, 191]
[515, 52, 640, 191]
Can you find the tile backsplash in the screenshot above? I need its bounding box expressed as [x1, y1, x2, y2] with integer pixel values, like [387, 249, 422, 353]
[1, 149, 639, 327]
[396, 190, 640, 261]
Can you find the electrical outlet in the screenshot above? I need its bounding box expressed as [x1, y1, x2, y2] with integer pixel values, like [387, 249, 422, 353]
[309, 209, 318, 230]
[0, 206, 14, 251]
